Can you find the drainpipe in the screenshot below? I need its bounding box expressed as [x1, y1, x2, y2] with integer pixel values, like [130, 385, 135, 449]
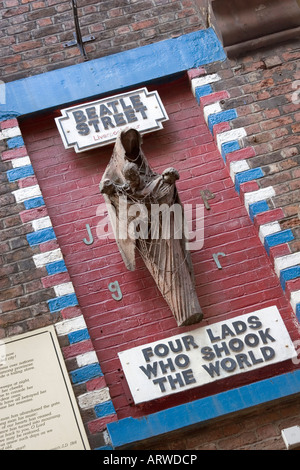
[210, 0, 300, 57]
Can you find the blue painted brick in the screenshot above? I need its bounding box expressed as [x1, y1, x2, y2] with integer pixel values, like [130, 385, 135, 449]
[68, 328, 90, 344]
[7, 165, 34, 182]
[24, 196, 45, 209]
[26, 227, 56, 246]
[195, 84, 213, 102]
[280, 265, 300, 290]
[296, 304, 300, 322]
[234, 168, 264, 192]
[94, 400, 116, 418]
[249, 200, 269, 221]
[2, 29, 226, 118]
[264, 229, 294, 254]
[107, 369, 300, 448]
[0, 111, 20, 122]
[70, 363, 103, 384]
[95, 445, 114, 450]
[48, 293, 78, 312]
[6, 136, 24, 149]
[46, 260, 67, 275]
[207, 109, 238, 133]
[221, 140, 240, 161]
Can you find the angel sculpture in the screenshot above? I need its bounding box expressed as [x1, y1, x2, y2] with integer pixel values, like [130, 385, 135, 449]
[100, 128, 203, 327]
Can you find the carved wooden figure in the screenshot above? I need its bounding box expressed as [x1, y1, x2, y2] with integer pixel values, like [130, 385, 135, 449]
[100, 128, 202, 326]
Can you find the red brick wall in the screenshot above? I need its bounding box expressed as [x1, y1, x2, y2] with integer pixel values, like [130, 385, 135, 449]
[132, 394, 300, 450]
[20, 74, 300, 421]
[1, 0, 204, 82]
[209, 39, 300, 250]
[0, 132, 62, 338]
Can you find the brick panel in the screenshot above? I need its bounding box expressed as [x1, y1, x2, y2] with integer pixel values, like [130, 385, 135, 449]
[131, 394, 300, 450]
[20, 75, 299, 422]
[190, 40, 300, 334]
[0, 117, 116, 449]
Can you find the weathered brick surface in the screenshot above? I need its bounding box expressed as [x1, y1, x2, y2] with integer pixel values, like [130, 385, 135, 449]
[131, 395, 300, 450]
[1, 1, 300, 451]
[0, 124, 113, 449]
[0, 155, 62, 339]
[207, 39, 300, 255]
[0, 0, 204, 82]
[20, 75, 300, 425]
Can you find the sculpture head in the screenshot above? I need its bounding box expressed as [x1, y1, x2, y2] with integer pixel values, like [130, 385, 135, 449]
[162, 167, 180, 184]
[123, 161, 140, 190]
[121, 128, 141, 162]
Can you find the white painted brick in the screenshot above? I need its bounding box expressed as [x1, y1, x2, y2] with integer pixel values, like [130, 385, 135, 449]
[31, 215, 52, 231]
[12, 184, 41, 203]
[190, 73, 221, 95]
[216, 128, 247, 152]
[54, 282, 75, 297]
[33, 248, 62, 268]
[281, 426, 300, 450]
[78, 388, 111, 410]
[274, 252, 300, 276]
[258, 221, 281, 243]
[11, 156, 31, 168]
[103, 430, 112, 446]
[244, 187, 275, 211]
[203, 102, 222, 122]
[76, 351, 98, 368]
[0, 126, 21, 140]
[55, 315, 87, 336]
[229, 160, 249, 181]
[290, 290, 300, 312]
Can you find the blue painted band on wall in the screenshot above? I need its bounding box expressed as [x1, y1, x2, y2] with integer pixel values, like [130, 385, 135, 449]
[0, 29, 225, 119]
[95, 445, 114, 451]
[107, 369, 300, 449]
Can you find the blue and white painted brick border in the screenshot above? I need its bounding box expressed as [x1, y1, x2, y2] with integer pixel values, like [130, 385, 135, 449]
[188, 68, 300, 322]
[1, 28, 300, 448]
[0, 118, 116, 448]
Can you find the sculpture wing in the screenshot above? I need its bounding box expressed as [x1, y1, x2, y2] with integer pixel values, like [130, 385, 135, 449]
[102, 193, 136, 271]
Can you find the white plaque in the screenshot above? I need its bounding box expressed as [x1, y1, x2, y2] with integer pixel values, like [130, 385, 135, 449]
[119, 306, 297, 404]
[55, 87, 169, 152]
[0, 326, 90, 450]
